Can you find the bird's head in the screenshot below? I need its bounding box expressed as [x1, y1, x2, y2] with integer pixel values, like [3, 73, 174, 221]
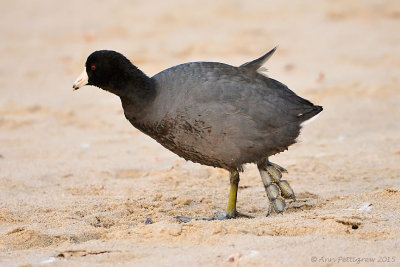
[72, 50, 140, 96]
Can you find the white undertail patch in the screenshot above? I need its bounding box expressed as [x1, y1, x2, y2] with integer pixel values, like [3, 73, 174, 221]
[300, 113, 321, 126]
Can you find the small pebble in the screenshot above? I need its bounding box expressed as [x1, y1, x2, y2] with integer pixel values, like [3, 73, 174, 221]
[226, 252, 242, 263]
[284, 63, 295, 72]
[81, 143, 90, 149]
[144, 217, 153, 224]
[358, 202, 372, 212]
[337, 135, 346, 142]
[39, 257, 56, 264]
[316, 72, 325, 83]
[175, 216, 192, 223]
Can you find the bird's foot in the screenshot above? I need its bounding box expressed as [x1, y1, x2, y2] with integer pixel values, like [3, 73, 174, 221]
[175, 210, 254, 223]
[258, 160, 296, 216]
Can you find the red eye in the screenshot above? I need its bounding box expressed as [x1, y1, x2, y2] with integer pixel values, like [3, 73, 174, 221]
[91, 65, 96, 70]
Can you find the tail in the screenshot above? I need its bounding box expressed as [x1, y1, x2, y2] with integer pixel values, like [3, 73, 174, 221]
[297, 105, 323, 122]
[239, 46, 278, 72]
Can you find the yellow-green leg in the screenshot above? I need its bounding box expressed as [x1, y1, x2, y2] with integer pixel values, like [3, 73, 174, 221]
[226, 170, 239, 218]
[175, 169, 253, 222]
[225, 169, 253, 219]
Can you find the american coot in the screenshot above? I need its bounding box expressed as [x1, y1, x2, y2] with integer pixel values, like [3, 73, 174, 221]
[73, 47, 322, 220]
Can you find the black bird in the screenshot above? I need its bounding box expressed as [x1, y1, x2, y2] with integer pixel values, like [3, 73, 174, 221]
[73, 47, 322, 219]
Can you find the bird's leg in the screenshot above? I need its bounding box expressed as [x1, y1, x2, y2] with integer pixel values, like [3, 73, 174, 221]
[226, 169, 239, 218]
[223, 169, 253, 219]
[175, 169, 253, 222]
[257, 158, 296, 216]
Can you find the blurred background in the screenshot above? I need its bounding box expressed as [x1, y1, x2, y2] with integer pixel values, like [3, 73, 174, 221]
[0, 0, 399, 265]
[2, 0, 398, 105]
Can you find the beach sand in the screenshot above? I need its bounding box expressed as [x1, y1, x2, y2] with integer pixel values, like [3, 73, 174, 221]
[0, 0, 399, 266]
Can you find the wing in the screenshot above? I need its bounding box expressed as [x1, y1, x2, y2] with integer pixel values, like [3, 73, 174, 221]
[149, 61, 321, 168]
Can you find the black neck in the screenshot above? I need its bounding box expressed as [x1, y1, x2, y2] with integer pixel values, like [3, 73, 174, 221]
[118, 75, 156, 123]
[119, 73, 155, 100]
[101, 64, 156, 121]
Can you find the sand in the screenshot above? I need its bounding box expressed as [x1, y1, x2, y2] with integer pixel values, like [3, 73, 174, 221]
[0, 0, 399, 266]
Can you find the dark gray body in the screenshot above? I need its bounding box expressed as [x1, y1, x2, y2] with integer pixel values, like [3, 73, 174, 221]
[122, 59, 322, 170]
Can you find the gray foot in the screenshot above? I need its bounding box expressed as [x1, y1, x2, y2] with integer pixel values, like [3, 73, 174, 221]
[258, 159, 296, 216]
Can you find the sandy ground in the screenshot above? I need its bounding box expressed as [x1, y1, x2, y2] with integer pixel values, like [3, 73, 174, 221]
[1, 0, 400, 266]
